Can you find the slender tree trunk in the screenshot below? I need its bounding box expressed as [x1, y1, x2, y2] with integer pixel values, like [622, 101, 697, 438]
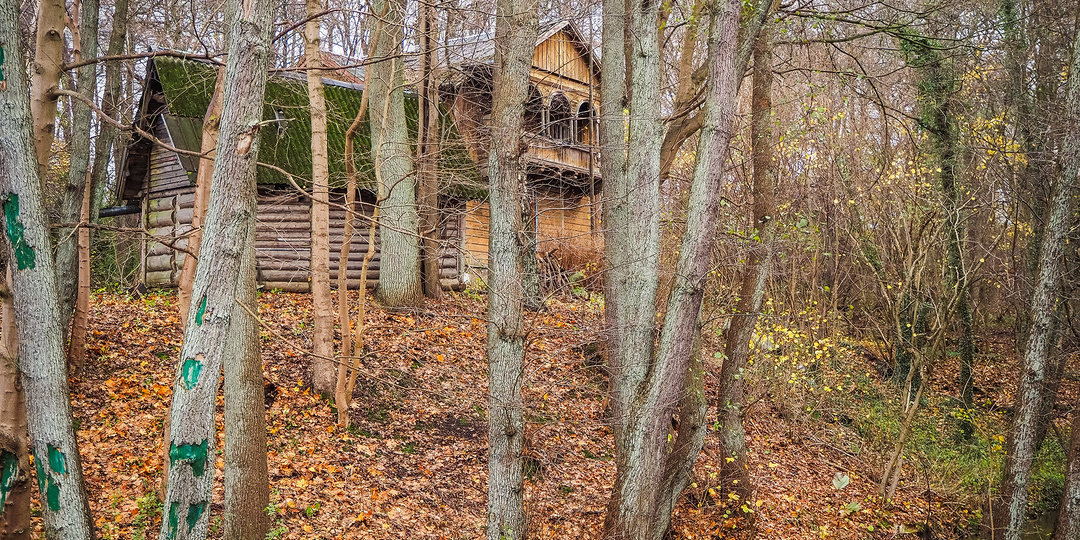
[994, 23, 1080, 536]
[1053, 404, 1080, 540]
[369, 0, 421, 308]
[158, 0, 274, 534]
[0, 4, 94, 535]
[715, 28, 775, 505]
[305, 0, 336, 396]
[66, 170, 92, 370]
[485, 0, 538, 536]
[56, 0, 99, 340]
[417, 1, 443, 300]
[89, 0, 129, 216]
[178, 69, 226, 327]
[222, 219, 268, 540]
[28, 0, 66, 182]
[0, 268, 31, 539]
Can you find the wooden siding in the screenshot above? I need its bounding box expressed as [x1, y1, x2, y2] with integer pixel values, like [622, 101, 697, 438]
[532, 30, 595, 86]
[460, 193, 601, 276]
[143, 189, 462, 292]
[147, 121, 194, 194]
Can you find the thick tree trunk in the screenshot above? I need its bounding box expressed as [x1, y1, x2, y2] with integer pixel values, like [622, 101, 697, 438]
[369, 0, 421, 308]
[600, 0, 747, 535]
[417, 2, 443, 300]
[56, 0, 99, 339]
[178, 69, 225, 328]
[0, 269, 31, 539]
[994, 23, 1080, 537]
[715, 29, 775, 505]
[306, 0, 336, 396]
[222, 220, 268, 540]
[0, 4, 94, 536]
[157, 0, 274, 534]
[484, 0, 538, 536]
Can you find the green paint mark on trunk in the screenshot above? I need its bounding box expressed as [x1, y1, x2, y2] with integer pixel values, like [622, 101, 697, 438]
[195, 296, 207, 326]
[186, 501, 206, 532]
[45, 479, 59, 511]
[167, 501, 179, 539]
[181, 357, 203, 390]
[47, 444, 66, 474]
[2, 195, 36, 270]
[0, 45, 6, 83]
[0, 450, 19, 515]
[169, 439, 209, 477]
[33, 455, 44, 500]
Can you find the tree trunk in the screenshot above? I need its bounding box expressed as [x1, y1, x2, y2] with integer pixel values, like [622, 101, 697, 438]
[994, 22, 1080, 536]
[600, 0, 749, 535]
[369, 0, 421, 308]
[0, 268, 31, 539]
[56, 0, 99, 340]
[222, 219, 268, 540]
[88, 0, 129, 217]
[28, 0, 65, 182]
[66, 168, 92, 370]
[158, 0, 274, 534]
[715, 28, 775, 506]
[305, 0, 336, 397]
[178, 68, 225, 328]
[484, 0, 538, 536]
[1053, 404, 1080, 540]
[0, 4, 94, 535]
[417, 1, 443, 300]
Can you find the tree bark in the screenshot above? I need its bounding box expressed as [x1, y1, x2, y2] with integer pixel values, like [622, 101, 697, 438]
[0, 268, 31, 539]
[28, 0, 66, 182]
[222, 219, 267, 540]
[417, 1, 443, 300]
[600, 0, 750, 535]
[715, 28, 775, 506]
[994, 20, 1080, 536]
[305, 0, 336, 397]
[369, 0, 421, 308]
[56, 0, 99, 340]
[484, 0, 538, 536]
[178, 68, 225, 328]
[66, 167, 92, 370]
[1053, 403, 1080, 540]
[0, 4, 94, 536]
[157, 0, 274, 534]
[88, 0, 129, 217]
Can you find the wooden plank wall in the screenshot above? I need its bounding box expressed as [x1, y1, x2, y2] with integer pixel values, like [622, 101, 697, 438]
[460, 194, 600, 277]
[147, 121, 194, 193]
[142, 188, 462, 292]
[532, 30, 593, 86]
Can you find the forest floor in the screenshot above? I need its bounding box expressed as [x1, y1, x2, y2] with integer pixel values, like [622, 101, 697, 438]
[43, 290, 1076, 539]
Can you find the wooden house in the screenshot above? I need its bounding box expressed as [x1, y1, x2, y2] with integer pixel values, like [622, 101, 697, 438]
[117, 56, 480, 292]
[116, 22, 601, 292]
[440, 20, 602, 273]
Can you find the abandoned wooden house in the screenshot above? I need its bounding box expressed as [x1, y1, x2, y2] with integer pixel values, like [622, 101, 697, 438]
[115, 20, 601, 292]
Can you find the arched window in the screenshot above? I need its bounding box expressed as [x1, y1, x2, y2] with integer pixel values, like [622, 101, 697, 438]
[548, 93, 571, 141]
[525, 86, 544, 133]
[576, 101, 594, 145]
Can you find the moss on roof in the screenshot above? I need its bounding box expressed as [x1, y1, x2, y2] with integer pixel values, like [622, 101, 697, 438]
[153, 56, 481, 193]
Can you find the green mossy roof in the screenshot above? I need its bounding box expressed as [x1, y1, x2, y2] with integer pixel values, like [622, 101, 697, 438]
[152, 56, 482, 193]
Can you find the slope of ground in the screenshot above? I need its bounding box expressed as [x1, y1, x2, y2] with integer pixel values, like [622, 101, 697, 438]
[31, 290, 1047, 538]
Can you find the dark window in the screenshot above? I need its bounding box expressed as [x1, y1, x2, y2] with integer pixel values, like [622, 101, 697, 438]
[548, 93, 571, 141]
[525, 86, 544, 133]
[576, 101, 594, 145]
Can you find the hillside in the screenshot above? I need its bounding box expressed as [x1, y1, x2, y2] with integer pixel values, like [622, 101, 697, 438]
[46, 290, 1055, 539]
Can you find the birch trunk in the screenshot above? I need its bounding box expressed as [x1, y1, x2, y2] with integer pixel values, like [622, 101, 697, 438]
[158, 0, 274, 534]
[485, 0, 538, 536]
[369, 0, 422, 308]
[995, 22, 1080, 537]
[305, 0, 336, 396]
[715, 29, 775, 505]
[0, 269, 30, 539]
[0, 3, 94, 535]
[28, 0, 65, 181]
